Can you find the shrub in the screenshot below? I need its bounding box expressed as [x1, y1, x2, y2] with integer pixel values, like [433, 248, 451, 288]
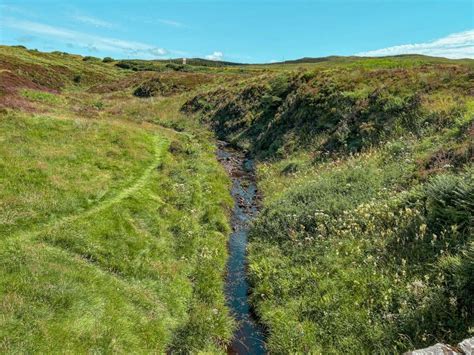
[165, 63, 188, 72]
[133, 81, 161, 97]
[102, 57, 114, 63]
[425, 172, 474, 232]
[115, 61, 132, 70]
[82, 56, 100, 62]
[115, 60, 164, 72]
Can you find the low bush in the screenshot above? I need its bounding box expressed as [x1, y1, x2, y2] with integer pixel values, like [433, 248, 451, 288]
[73, 74, 82, 83]
[115, 60, 165, 72]
[165, 63, 189, 72]
[82, 56, 100, 62]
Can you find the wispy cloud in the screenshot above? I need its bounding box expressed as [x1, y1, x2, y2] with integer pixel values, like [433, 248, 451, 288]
[72, 15, 115, 29]
[157, 19, 184, 28]
[357, 30, 474, 59]
[205, 51, 224, 61]
[0, 4, 36, 17]
[1, 18, 171, 58]
[16, 35, 36, 43]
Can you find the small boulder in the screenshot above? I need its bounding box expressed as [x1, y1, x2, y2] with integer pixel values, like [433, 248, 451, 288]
[405, 343, 461, 355]
[458, 337, 473, 355]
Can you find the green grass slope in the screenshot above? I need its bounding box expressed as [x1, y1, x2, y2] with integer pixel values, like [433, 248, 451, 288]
[184, 56, 474, 353]
[0, 45, 238, 352]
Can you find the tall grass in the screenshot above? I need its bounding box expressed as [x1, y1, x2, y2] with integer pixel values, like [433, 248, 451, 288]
[248, 155, 473, 352]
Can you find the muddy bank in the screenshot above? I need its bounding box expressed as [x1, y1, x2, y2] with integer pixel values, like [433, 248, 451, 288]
[217, 141, 266, 355]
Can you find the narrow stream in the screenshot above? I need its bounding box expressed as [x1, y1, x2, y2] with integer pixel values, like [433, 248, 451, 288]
[217, 141, 266, 355]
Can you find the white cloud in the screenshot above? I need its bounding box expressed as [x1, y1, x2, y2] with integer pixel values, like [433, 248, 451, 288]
[357, 30, 474, 59]
[149, 48, 168, 56]
[1, 18, 169, 58]
[73, 15, 115, 29]
[158, 19, 184, 28]
[205, 51, 224, 61]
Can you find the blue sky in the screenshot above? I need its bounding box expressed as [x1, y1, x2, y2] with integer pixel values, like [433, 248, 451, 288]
[0, 0, 473, 63]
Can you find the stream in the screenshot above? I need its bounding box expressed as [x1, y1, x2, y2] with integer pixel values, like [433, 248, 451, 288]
[217, 141, 267, 355]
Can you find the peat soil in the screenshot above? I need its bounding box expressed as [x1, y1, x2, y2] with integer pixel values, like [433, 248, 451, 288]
[217, 141, 267, 355]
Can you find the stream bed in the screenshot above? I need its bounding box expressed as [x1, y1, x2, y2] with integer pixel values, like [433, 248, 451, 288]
[217, 141, 266, 355]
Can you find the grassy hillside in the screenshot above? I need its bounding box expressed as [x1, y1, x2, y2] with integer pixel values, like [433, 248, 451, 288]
[1, 45, 472, 353]
[184, 56, 474, 353]
[0, 45, 242, 352]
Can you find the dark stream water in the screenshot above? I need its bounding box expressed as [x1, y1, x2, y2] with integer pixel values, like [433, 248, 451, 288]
[217, 142, 266, 355]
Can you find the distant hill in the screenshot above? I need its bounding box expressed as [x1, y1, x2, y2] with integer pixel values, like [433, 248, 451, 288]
[159, 54, 474, 66]
[268, 55, 345, 64]
[154, 57, 245, 67]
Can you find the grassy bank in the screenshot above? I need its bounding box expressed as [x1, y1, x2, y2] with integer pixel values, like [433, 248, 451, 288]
[249, 151, 472, 353]
[184, 56, 474, 353]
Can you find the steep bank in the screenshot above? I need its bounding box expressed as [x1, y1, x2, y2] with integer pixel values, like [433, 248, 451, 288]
[183, 58, 474, 353]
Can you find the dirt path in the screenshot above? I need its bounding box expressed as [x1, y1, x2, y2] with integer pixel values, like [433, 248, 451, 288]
[217, 141, 266, 355]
